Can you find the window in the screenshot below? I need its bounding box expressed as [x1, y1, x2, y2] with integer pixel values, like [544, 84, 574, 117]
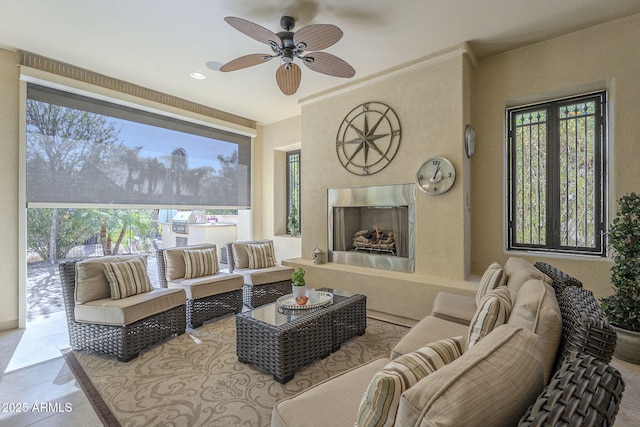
[507, 92, 607, 256]
[26, 84, 251, 208]
[286, 150, 301, 235]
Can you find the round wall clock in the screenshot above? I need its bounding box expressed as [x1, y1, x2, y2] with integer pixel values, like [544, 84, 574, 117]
[336, 101, 401, 175]
[416, 157, 456, 195]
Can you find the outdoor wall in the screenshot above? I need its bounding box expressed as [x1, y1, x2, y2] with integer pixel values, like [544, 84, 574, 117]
[0, 48, 20, 330]
[471, 13, 640, 299]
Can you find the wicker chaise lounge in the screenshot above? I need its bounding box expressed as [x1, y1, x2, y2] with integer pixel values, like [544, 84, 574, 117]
[157, 243, 244, 328]
[59, 255, 187, 362]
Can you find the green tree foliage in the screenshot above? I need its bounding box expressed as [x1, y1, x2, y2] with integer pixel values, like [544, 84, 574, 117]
[27, 208, 101, 261]
[27, 208, 156, 262]
[601, 193, 640, 331]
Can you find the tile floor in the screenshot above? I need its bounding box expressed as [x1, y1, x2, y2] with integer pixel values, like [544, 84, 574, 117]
[1, 312, 638, 426]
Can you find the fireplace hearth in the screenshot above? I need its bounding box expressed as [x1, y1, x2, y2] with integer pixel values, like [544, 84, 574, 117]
[328, 184, 416, 273]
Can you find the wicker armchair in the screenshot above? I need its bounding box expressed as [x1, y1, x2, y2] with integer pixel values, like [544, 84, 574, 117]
[226, 241, 294, 307]
[157, 244, 244, 328]
[59, 258, 186, 362]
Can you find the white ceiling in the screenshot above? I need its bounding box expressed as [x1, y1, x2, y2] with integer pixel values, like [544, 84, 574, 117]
[1, 0, 639, 125]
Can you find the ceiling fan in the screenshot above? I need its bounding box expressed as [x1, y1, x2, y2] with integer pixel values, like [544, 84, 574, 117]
[220, 16, 356, 95]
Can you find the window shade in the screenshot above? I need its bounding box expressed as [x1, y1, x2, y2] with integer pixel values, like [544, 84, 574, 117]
[26, 84, 251, 208]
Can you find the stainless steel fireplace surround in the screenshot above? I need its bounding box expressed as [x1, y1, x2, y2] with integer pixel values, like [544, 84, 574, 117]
[328, 183, 416, 273]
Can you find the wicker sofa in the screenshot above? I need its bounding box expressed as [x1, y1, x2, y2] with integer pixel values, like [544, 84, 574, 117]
[157, 243, 244, 328]
[272, 259, 625, 427]
[59, 255, 187, 362]
[226, 240, 294, 307]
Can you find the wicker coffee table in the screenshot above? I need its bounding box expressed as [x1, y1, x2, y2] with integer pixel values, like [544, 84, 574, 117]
[235, 288, 367, 383]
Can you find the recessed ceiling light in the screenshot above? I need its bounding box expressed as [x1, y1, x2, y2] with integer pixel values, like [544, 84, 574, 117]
[206, 61, 224, 71]
[190, 71, 206, 80]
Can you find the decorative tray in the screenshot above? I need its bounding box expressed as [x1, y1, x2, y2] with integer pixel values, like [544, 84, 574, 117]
[276, 291, 333, 310]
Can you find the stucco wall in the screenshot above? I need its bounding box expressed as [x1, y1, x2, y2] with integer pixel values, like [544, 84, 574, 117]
[283, 46, 475, 324]
[471, 13, 640, 300]
[257, 116, 302, 261]
[0, 48, 20, 330]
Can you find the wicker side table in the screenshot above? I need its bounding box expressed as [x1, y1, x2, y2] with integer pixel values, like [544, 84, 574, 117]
[236, 308, 333, 383]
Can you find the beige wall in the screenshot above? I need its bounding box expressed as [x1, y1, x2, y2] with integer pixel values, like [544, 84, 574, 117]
[281, 46, 476, 324]
[0, 48, 20, 330]
[256, 116, 302, 261]
[472, 13, 640, 300]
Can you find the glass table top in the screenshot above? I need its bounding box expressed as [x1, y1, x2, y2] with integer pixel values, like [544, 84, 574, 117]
[238, 288, 360, 327]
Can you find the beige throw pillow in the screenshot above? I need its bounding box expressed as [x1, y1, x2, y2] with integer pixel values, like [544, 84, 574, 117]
[183, 246, 219, 279]
[246, 243, 276, 269]
[504, 257, 552, 301]
[102, 256, 153, 300]
[356, 336, 465, 427]
[476, 262, 506, 305]
[397, 325, 544, 427]
[507, 278, 563, 384]
[467, 286, 512, 348]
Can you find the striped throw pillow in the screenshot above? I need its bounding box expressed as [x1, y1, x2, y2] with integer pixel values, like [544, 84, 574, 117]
[356, 336, 465, 427]
[103, 256, 153, 300]
[476, 262, 506, 305]
[467, 286, 512, 348]
[246, 243, 276, 269]
[183, 247, 219, 279]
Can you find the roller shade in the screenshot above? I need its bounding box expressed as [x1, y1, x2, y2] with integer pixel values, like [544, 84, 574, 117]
[26, 84, 251, 208]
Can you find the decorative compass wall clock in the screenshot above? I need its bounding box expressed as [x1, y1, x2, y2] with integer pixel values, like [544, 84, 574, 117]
[336, 101, 401, 175]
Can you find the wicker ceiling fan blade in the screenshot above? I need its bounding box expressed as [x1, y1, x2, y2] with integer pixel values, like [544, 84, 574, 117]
[224, 16, 280, 46]
[302, 52, 355, 78]
[275, 63, 302, 96]
[220, 54, 273, 72]
[293, 24, 343, 51]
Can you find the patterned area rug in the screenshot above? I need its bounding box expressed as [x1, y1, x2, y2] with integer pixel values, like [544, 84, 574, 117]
[63, 315, 408, 427]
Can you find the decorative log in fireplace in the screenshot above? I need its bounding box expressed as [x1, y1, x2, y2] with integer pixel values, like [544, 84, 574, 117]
[353, 226, 396, 255]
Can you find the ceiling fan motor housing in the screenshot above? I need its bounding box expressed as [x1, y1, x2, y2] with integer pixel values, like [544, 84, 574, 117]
[280, 16, 296, 31]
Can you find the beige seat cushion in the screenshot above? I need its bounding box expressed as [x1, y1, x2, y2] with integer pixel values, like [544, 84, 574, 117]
[271, 357, 389, 427]
[430, 292, 476, 325]
[232, 240, 274, 270]
[163, 243, 216, 281]
[390, 316, 469, 359]
[167, 272, 244, 300]
[75, 254, 146, 303]
[507, 278, 562, 384]
[237, 265, 294, 286]
[397, 324, 544, 427]
[357, 337, 464, 427]
[504, 257, 552, 301]
[75, 287, 186, 326]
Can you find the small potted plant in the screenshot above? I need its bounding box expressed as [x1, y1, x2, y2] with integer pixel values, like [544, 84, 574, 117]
[601, 192, 640, 364]
[291, 267, 308, 305]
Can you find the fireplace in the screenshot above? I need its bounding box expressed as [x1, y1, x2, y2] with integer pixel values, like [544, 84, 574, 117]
[328, 183, 416, 273]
